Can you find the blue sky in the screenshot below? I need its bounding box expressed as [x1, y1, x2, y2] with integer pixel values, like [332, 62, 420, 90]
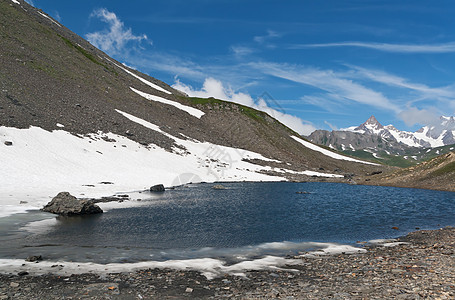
[27, 0, 455, 134]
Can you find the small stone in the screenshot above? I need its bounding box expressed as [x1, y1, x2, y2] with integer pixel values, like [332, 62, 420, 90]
[212, 184, 227, 190]
[26, 255, 42, 262]
[18, 271, 29, 276]
[333, 292, 351, 299]
[10, 282, 19, 288]
[185, 287, 193, 293]
[4, 141, 13, 146]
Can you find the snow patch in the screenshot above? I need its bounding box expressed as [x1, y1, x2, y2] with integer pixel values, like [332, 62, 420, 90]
[0, 257, 299, 280]
[301, 243, 366, 257]
[267, 167, 343, 178]
[11, 0, 20, 4]
[291, 136, 378, 165]
[368, 239, 410, 247]
[130, 87, 205, 119]
[111, 61, 172, 94]
[372, 153, 383, 159]
[115, 109, 162, 133]
[37, 11, 61, 27]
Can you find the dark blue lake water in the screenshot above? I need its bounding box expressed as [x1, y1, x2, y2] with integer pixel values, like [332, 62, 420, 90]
[1, 182, 455, 263]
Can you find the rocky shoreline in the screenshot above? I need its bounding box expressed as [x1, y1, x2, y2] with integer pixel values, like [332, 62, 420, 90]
[1, 227, 454, 299]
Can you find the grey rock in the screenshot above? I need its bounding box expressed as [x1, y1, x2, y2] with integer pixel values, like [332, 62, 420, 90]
[212, 184, 226, 190]
[150, 184, 165, 192]
[333, 292, 351, 299]
[41, 192, 103, 215]
[17, 271, 29, 276]
[4, 141, 13, 146]
[25, 255, 42, 262]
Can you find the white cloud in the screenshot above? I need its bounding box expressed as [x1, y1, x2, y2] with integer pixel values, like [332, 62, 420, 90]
[254, 30, 281, 44]
[398, 107, 441, 127]
[324, 121, 338, 131]
[86, 8, 149, 55]
[250, 62, 401, 113]
[172, 78, 316, 135]
[230, 46, 255, 57]
[291, 42, 455, 53]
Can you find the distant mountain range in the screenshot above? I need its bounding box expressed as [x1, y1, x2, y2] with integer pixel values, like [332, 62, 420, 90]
[344, 115, 455, 148]
[307, 116, 455, 167]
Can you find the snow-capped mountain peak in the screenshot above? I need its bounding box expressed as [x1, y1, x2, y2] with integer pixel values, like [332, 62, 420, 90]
[355, 115, 383, 134]
[349, 115, 455, 148]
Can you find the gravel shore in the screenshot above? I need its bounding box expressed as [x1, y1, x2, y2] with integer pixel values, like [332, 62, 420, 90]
[1, 227, 454, 299]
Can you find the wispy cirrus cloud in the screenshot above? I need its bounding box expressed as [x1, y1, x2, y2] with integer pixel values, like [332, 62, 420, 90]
[250, 62, 402, 113]
[254, 30, 281, 44]
[230, 46, 255, 57]
[346, 65, 455, 99]
[249, 61, 455, 126]
[290, 41, 455, 53]
[86, 8, 149, 55]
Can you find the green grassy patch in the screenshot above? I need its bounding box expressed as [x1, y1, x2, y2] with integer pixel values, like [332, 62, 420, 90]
[184, 96, 267, 122]
[429, 161, 455, 177]
[58, 35, 118, 75]
[60, 35, 101, 66]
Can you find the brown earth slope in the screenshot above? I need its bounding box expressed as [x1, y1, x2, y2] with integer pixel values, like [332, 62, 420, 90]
[367, 152, 455, 192]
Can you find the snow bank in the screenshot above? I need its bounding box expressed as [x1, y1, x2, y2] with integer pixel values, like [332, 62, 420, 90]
[0, 256, 299, 280]
[291, 136, 378, 165]
[302, 243, 367, 257]
[37, 11, 61, 27]
[0, 241, 367, 278]
[111, 61, 172, 94]
[266, 167, 343, 178]
[130, 87, 205, 119]
[368, 239, 410, 247]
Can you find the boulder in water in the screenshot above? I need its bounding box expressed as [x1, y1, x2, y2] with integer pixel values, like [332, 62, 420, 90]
[150, 184, 165, 192]
[212, 184, 227, 190]
[41, 192, 103, 216]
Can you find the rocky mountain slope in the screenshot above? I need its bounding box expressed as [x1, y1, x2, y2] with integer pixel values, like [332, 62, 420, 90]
[366, 151, 455, 192]
[0, 0, 386, 211]
[308, 116, 455, 167]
